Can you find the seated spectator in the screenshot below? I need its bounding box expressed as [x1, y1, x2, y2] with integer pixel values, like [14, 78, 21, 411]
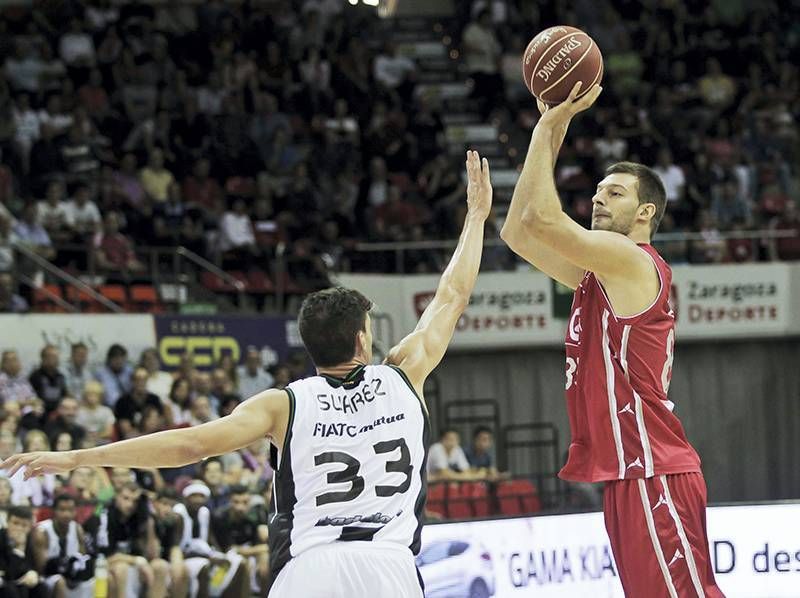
[187, 395, 216, 427]
[165, 378, 192, 426]
[0, 272, 29, 314]
[66, 184, 102, 239]
[134, 349, 170, 403]
[0, 215, 17, 273]
[78, 68, 110, 116]
[63, 342, 95, 401]
[44, 397, 86, 449]
[465, 426, 496, 471]
[0, 506, 47, 596]
[0, 477, 12, 526]
[236, 348, 274, 400]
[33, 493, 95, 597]
[93, 211, 145, 277]
[698, 58, 737, 112]
[461, 9, 502, 117]
[114, 367, 168, 439]
[111, 153, 147, 210]
[373, 41, 416, 95]
[218, 198, 258, 267]
[427, 429, 474, 482]
[151, 488, 189, 598]
[14, 202, 55, 261]
[200, 458, 230, 511]
[710, 180, 752, 230]
[59, 17, 96, 67]
[769, 200, 800, 261]
[238, 439, 272, 490]
[59, 124, 101, 182]
[139, 147, 175, 204]
[691, 209, 727, 263]
[76, 380, 114, 446]
[94, 344, 133, 408]
[0, 350, 38, 405]
[211, 484, 269, 594]
[182, 157, 223, 216]
[84, 481, 169, 598]
[12, 430, 56, 506]
[372, 186, 423, 237]
[173, 481, 248, 598]
[28, 344, 68, 416]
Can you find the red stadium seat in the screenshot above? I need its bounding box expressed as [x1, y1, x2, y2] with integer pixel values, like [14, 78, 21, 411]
[100, 284, 128, 306]
[497, 479, 541, 516]
[462, 481, 491, 517]
[246, 270, 274, 293]
[33, 284, 66, 312]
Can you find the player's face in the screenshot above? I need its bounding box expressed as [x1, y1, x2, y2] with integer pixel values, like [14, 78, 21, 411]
[591, 173, 640, 235]
[54, 500, 76, 526]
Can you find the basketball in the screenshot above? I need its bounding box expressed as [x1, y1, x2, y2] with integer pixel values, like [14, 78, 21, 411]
[522, 25, 604, 105]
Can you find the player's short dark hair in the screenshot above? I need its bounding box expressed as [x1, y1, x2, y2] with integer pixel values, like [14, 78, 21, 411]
[473, 425, 492, 439]
[229, 484, 249, 496]
[8, 505, 32, 520]
[297, 287, 373, 368]
[53, 493, 76, 509]
[606, 162, 667, 237]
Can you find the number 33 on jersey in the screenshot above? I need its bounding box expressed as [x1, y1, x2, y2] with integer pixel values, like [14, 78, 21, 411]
[269, 364, 429, 576]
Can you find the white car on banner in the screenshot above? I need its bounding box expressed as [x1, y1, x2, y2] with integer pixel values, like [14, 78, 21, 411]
[420, 503, 800, 598]
[417, 536, 495, 598]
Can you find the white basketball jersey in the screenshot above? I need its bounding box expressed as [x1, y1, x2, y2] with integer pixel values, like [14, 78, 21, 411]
[269, 364, 429, 580]
[38, 519, 81, 559]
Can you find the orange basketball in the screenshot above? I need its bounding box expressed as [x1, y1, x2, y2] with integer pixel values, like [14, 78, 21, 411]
[522, 25, 604, 105]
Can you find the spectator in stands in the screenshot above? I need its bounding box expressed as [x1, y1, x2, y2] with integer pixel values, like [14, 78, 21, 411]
[465, 426, 497, 472]
[76, 380, 114, 446]
[711, 180, 752, 230]
[691, 209, 727, 263]
[32, 493, 95, 597]
[271, 364, 291, 390]
[66, 184, 102, 239]
[0, 477, 12, 526]
[13, 202, 55, 261]
[63, 342, 94, 400]
[84, 481, 169, 598]
[28, 344, 68, 416]
[138, 349, 172, 402]
[182, 157, 223, 217]
[93, 211, 145, 277]
[236, 348, 274, 400]
[461, 9, 503, 117]
[769, 200, 800, 261]
[114, 367, 168, 440]
[111, 153, 147, 211]
[59, 17, 96, 68]
[200, 458, 230, 511]
[187, 395, 215, 427]
[238, 439, 272, 490]
[36, 180, 73, 247]
[139, 148, 175, 205]
[0, 350, 38, 405]
[44, 397, 86, 449]
[427, 429, 473, 482]
[212, 484, 269, 594]
[0, 215, 17, 273]
[151, 488, 189, 598]
[164, 378, 191, 426]
[698, 57, 737, 112]
[0, 506, 46, 597]
[94, 343, 132, 408]
[13, 430, 55, 506]
[0, 272, 29, 314]
[218, 198, 258, 267]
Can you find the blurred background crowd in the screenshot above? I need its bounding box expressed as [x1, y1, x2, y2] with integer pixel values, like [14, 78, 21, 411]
[0, 0, 797, 316]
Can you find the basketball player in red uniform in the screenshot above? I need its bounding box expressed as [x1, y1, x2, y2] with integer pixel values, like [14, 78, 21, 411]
[501, 82, 725, 597]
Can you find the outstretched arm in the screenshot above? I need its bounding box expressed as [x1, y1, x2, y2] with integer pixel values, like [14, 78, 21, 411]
[504, 83, 652, 281]
[2, 389, 289, 479]
[385, 150, 491, 394]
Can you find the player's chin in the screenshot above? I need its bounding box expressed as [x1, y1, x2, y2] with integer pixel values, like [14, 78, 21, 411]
[590, 217, 610, 231]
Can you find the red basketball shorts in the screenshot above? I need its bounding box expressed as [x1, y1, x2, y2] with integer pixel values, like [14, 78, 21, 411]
[603, 472, 725, 598]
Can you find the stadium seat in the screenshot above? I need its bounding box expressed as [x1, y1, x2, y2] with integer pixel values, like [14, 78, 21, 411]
[33, 284, 65, 312]
[130, 284, 164, 313]
[497, 479, 541, 516]
[462, 481, 492, 517]
[246, 270, 274, 293]
[100, 284, 128, 306]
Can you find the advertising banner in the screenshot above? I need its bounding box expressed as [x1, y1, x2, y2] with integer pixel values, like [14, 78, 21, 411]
[0, 314, 156, 373]
[419, 502, 800, 598]
[339, 264, 800, 348]
[153, 315, 304, 371]
[670, 264, 794, 339]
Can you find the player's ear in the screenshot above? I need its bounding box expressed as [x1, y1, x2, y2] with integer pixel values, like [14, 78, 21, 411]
[639, 203, 656, 221]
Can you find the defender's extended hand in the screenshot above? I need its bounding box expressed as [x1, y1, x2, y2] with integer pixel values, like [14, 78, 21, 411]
[1, 451, 78, 480]
[465, 150, 492, 221]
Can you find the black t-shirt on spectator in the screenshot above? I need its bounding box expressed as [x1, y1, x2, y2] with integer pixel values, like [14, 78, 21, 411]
[44, 417, 87, 448]
[154, 515, 183, 561]
[211, 507, 261, 551]
[84, 502, 149, 557]
[114, 392, 163, 429]
[28, 368, 68, 413]
[0, 528, 36, 582]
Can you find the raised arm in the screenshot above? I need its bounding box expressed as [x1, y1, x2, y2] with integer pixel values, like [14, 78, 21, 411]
[385, 151, 491, 394]
[2, 389, 289, 479]
[504, 83, 652, 282]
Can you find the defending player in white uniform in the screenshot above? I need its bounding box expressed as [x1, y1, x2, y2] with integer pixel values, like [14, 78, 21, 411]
[2, 150, 495, 598]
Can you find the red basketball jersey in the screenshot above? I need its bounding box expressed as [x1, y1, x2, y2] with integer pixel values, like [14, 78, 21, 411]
[559, 244, 701, 483]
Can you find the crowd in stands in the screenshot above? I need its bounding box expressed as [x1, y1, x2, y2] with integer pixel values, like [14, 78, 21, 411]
[0, 340, 306, 598]
[0, 1, 796, 311]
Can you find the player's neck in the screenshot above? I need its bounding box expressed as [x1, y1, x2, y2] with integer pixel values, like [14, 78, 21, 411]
[628, 229, 651, 245]
[317, 360, 367, 380]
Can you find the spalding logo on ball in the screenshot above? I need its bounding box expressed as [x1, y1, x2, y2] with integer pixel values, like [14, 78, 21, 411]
[522, 26, 604, 105]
